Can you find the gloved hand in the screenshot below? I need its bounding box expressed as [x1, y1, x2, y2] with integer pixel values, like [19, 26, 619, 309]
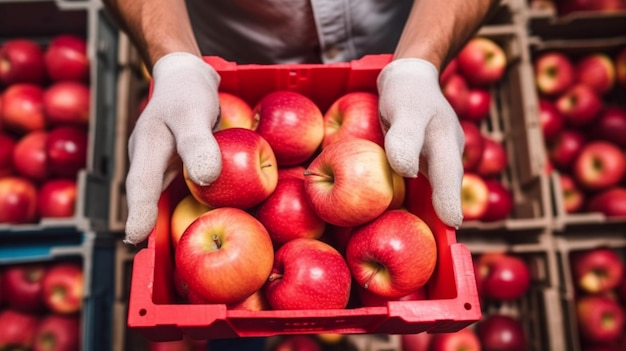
[377, 58, 465, 228]
[124, 52, 222, 245]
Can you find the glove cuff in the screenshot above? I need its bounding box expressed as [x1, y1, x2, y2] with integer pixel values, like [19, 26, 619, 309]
[377, 58, 439, 92]
[152, 52, 221, 87]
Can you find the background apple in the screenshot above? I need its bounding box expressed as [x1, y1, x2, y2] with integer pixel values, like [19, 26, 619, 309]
[12, 130, 49, 182]
[0, 133, 16, 176]
[556, 84, 602, 127]
[475, 136, 508, 178]
[0, 83, 46, 135]
[572, 141, 625, 191]
[46, 126, 88, 179]
[571, 247, 625, 294]
[575, 53, 616, 95]
[38, 179, 78, 218]
[33, 314, 81, 351]
[534, 51, 575, 96]
[590, 105, 626, 148]
[0, 176, 38, 224]
[576, 295, 625, 345]
[477, 314, 527, 351]
[44, 34, 89, 83]
[586, 187, 626, 217]
[457, 37, 507, 87]
[548, 129, 587, 171]
[482, 179, 514, 221]
[474, 252, 531, 301]
[43, 81, 91, 127]
[429, 327, 481, 351]
[460, 87, 491, 123]
[460, 120, 485, 171]
[0, 38, 46, 85]
[461, 172, 489, 221]
[442, 74, 470, 117]
[42, 262, 83, 314]
[0, 309, 39, 350]
[539, 98, 565, 141]
[3, 263, 47, 313]
[560, 173, 586, 213]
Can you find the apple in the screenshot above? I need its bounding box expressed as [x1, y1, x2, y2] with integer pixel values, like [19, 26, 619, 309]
[184, 127, 278, 209]
[441, 73, 470, 117]
[12, 130, 49, 182]
[0, 309, 39, 350]
[389, 170, 406, 210]
[264, 237, 352, 310]
[303, 138, 394, 227]
[46, 126, 88, 179]
[477, 314, 527, 351]
[616, 46, 626, 87]
[346, 209, 437, 298]
[42, 262, 84, 314]
[0, 176, 38, 224]
[590, 105, 626, 148]
[0, 83, 46, 135]
[575, 53, 616, 96]
[319, 224, 353, 256]
[429, 327, 481, 351]
[268, 335, 322, 351]
[277, 165, 306, 180]
[253, 90, 324, 166]
[175, 207, 274, 304]
[439, 58, 458, 84]
[461, 172, 489, 221]
[459, 87, 491, 123]
[3, 263, 47, 313]
[226, 289, 271, 311]
[255, 177, 326, 247]
[474, 252, 531, 301]
[573, 141, 626, 191]
[572, 247, 625, 294]
[38, 179, 78, 218]
[539, 98, 565, 142]
[33, 314, 80, 351]
[0, 38, 46, 85]
[355, 284, 427, 307]
[587, 187, 626, 217]
[170, 194, 212, 250]
[559, 173, 585, 213]
[44, 34, 89, 83]
[216, 91, 255, 131]
[555, 84, 602, 127]
[0, 133, 16, 176]
[149, 339, 194, 351]
[534, 51, 575, 96]
[456, 37, 507, 87]
[43, 81, 91, 127]
[400, 332, 433, 351]
[482, 179, 514, 222]
[460, 120, 484, 172]
[475, 136, 508, 178]
[576, 295, 625, 344]
[322, 91, 384, 148]
[548, 129, 587, 171]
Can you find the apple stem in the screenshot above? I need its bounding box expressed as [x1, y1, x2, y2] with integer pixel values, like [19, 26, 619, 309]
[212, 234, 221, 249]
[261, 162, 274, 169]
[268, 273, 283, 282]
[363, 264, 383, 290]
[303, 170, 333, 180]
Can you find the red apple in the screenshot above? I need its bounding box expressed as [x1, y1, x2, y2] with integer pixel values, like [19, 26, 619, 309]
[440, 58, 458, 84]
[277, 165, 306, 181]
[474, 252, 531, 301]
[575, 53, 616, 96]
[482, 179, 514, 221]
[216, 91, 255, 131]
[184, 127, 278, 209]
[590, 105, 626, 148]
[46, 126, 88, 179]
[170, 194, 212, 250]
[548, 129, 587, 171]
[477, 314, 527, 351]
[400, 332, 433, 351]
[0, 38, 46, 85]
[556, 84, 602, 127]
[475, 136, 508, 178]
[616, 46, 626, 87]
[253, 90, 324, 166]
[539, 98, 565, 141]
[356, 284, 427, 307]
[460, 120, 484, 172]
[42, 262, 84, 314]
[12, 130, 49, 182]
[38, 179, 77, 218]
[587, 187, 626, 217]
[269, 335, 322, 351]
[460, 87, 491, 123]
[346, 209, 437, 298]
[560, 173, 585, 213]
[3, 263, 47, 313]
[576, 295, 625, 344]
[303, 138, 394, 227]
[457, 37, 507, 87]
[442, 74, 470, 117]
[0, 309, 39, 350]
[0, 83, 46, 135]
[226, 289, 270, 311]
[572, 247, 625, 295]
[534, 51, 576, 96]
[461, 172, 489, 221]
[149, 339, 194, 351]
[429, 327, 481, 351]
[255, 177, 326, 247]
[0, 176, 38, 224]
[43, 81, 91, 127]
[175, 207, 274, 304]
[0, 133, 16, 176]
[322, 91, 384, 148]
[389, 170, 406, 210]
[44, 35, 89, 83]
[573, 141, 626, 191]
[33, 314, 80, 351]
[264, 238, 352, 310]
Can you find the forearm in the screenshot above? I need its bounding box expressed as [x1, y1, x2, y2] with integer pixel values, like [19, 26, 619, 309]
[394, 0, 501, 71]
[103, 0, 201, 70]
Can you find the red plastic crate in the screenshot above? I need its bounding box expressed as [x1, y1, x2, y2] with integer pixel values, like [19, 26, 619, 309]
[126, 55, 481, 341]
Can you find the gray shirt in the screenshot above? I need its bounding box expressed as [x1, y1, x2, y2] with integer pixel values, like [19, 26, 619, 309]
[186, 0, 413, 64]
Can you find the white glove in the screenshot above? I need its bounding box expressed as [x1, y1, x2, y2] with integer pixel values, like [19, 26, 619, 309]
[124, 52, 222, 245]
[378, 58, 465, 228]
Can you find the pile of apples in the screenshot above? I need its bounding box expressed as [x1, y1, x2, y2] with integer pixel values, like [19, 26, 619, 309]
[161, 87, 441, 312]
[0, 261, 83, 351]
[534, 46, 626, 218]
[569, 246, 626, 349]
[0, 35, 91, 224]
[441, 36, 514, 223]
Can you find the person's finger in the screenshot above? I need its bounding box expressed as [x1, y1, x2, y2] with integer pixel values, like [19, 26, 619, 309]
[383, 118, 424, 178]
[170, 120, 222, 187]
